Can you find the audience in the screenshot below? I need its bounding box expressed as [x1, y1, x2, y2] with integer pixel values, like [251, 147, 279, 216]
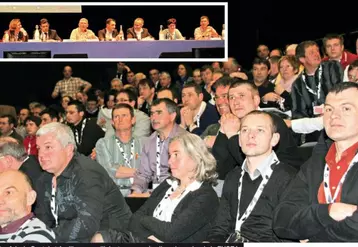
[2, 33, 358, 243]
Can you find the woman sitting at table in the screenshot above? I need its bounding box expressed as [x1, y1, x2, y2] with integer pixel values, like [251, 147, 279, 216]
[2, 19, 28, 42]
[194, 16, 219, 40]
[162, 18, 184, 40]
[91, 133, 219, 243]
[126, 18, 153, 40]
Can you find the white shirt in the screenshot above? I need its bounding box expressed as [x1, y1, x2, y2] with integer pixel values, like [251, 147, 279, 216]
[291, 116, 323, 134]
[153, 179, 203, 222]
[135, 28, 143, 40]
[105, 29, 113, 41]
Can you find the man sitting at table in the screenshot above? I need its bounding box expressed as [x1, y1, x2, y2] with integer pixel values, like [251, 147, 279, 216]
[37, 18, 61, 42]
[98, 18, 123, 41]
[126, 18, 153, 40]
[70, 18, 98, 41]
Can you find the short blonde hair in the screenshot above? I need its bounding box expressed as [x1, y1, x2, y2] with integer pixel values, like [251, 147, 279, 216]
[170, 133, 218, 185]
[134, 18, 144, 25]
[79, 18, 88, 24]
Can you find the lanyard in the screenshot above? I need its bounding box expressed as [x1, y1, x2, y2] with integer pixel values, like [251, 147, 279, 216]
[235, 156, 279, 231]
[50, 176, 59, 227]
[156, 135, 165, 183]
[74, 119, 87, 145]
[116, 138, 135, 168]
[301, 65, 322, 101]
[323, 152, 358, 203]
[194, 102, 206, 128]
[27, 140, 31, 154]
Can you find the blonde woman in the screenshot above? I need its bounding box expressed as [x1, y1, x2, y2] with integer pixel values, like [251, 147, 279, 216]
[92, 133, 219, 243]
[3, 19, 28, 42]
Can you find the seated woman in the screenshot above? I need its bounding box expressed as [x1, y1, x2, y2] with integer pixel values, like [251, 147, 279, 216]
[194, 16, 219, 40]
[274, 55, 302, 111]
[162, 18, 184, 40]
[2, 19, 28, 42]
[91, 133, 219, 243]
[126, 18, 153, 40]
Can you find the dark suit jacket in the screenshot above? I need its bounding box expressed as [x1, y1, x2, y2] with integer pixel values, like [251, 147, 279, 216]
[98, 28, 119, 41]
[126, 27, 152, 40]
[128, 180, 219, 243]
[9, 130, 24, 144]
[35, 29, 61, 41]
[291, 60, 343, 119]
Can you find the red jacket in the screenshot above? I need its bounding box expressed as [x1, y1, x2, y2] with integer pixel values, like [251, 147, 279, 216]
[23, 135, 38, 156]
[322, 51, 358, 70]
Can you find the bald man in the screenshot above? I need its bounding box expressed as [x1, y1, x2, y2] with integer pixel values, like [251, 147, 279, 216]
[0, 170, 56, 242]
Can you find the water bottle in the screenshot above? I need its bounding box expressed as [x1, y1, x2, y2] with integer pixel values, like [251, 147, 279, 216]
[221, 24, 225, 40]
[119, 25, 124, 40]
[159, 25, 165, 40]
[34, 25, 40, 41]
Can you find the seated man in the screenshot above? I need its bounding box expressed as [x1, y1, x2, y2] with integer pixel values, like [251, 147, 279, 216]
[96, 104, 146, 197]
[0, 138, 43, 186]
[180, 82, 220, 136]
[70, 18, 98, 41]
[130, 98, 187, 196]
[205, 111, 296, 242]
[34, 122, 132, 242]
[273, 82, 358, 242]
[0, 170, 56, 243]
[126, 18, 153, 40]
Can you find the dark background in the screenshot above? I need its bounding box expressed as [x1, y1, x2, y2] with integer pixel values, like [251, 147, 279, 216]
[0, 1, 357, 110]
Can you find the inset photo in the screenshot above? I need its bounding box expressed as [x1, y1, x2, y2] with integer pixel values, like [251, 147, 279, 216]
[0, 2, 227, 60]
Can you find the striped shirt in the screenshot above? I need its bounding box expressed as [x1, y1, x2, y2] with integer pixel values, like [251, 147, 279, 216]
[0, 216, 56, 243]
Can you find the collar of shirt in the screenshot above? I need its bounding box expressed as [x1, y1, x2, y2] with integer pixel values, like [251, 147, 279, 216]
[0, 213, 34, 234]
[135, 28, 143, 34]
[325, 141, 358, 168]
[114, 134, 134, 145]
[242, 151, 278, 180]
[166, 179, 202, 192]
[59, 152, 80, 179]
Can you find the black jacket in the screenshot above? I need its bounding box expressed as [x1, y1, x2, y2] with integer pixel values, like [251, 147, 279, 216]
[207, 163, 296, 242]
[291, 60, 343, 119]
[273, 130, 358, 242]
[212, 112, 302, 180]
[128, 180, 219, 243]
[34, 152, 132, 243]
[70, 118, 104, 156]
[19, 155, 43, 186]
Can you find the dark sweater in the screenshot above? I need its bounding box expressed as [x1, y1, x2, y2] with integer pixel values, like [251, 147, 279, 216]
[207, 163, 296, 242]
